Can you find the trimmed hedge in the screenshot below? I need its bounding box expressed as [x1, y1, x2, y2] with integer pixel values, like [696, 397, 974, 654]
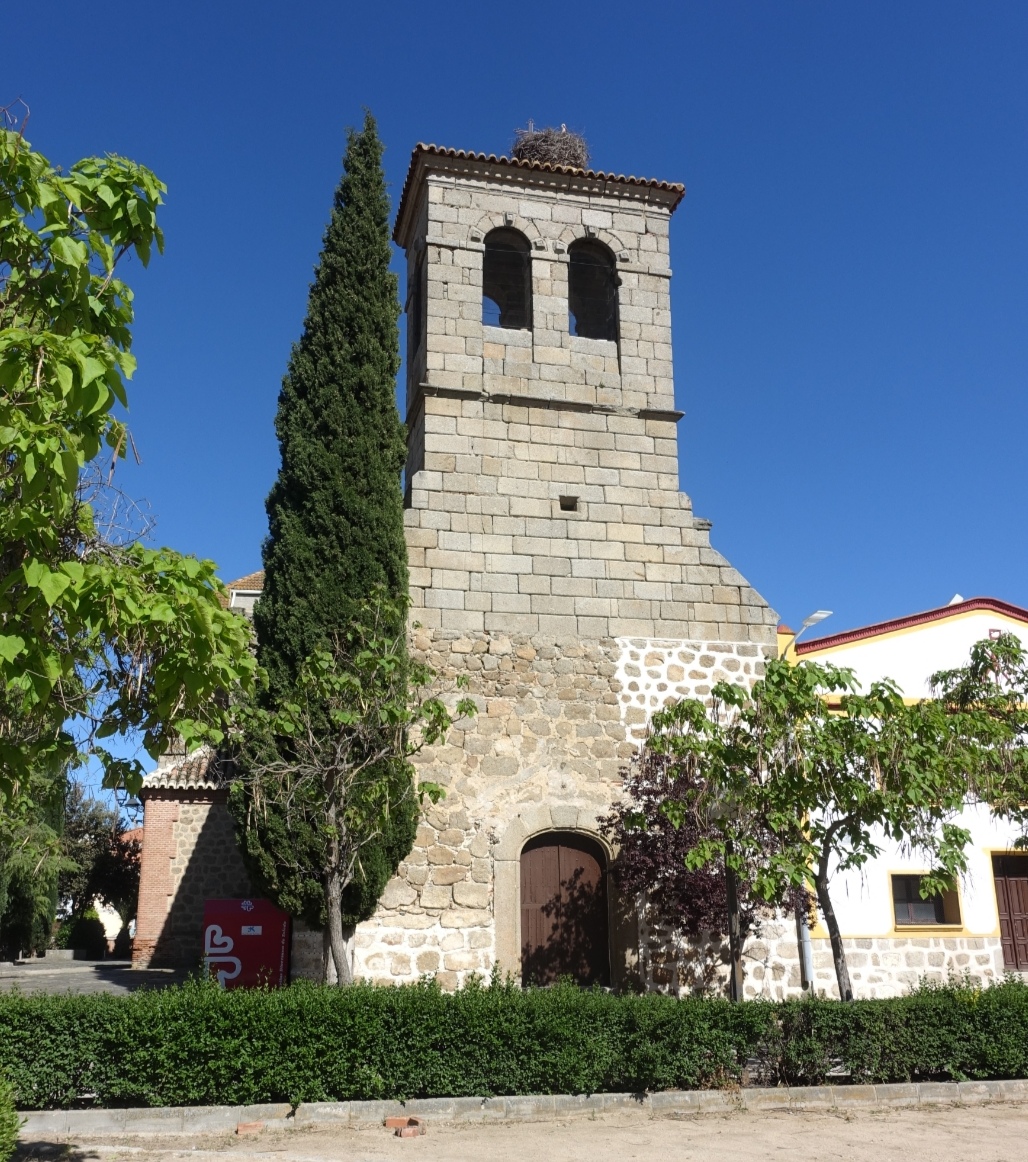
[1, 975, 1027, 1111]
[0, 1074, 18, 1162]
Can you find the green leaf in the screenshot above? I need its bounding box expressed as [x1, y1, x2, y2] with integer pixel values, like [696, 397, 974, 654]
[55, 362, 74, 397]
[59, 560, 85, 584]
[50, 235, 89, 267]
[80, 357, 107, 386]
[0, 635, 26, 663]
[23, 560, 46, 589]
[37, 570, 71, 607]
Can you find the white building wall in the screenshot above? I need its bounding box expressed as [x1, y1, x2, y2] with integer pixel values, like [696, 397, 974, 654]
[796, 604, 1028, 991]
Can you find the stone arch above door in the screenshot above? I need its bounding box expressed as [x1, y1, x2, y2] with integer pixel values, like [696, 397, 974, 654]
[492, 803, 612, 981]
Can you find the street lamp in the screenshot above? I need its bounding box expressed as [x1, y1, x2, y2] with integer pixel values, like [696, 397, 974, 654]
[800, 609, 833, 635]
[781, 609, 833, 662]
[788, 609, 832, 993]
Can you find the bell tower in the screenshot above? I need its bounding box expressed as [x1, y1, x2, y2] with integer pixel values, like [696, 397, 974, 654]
[392, 143, 775, 645]
[352, 142, 780, 992]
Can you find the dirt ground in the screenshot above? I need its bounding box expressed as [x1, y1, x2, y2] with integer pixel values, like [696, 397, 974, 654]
[17, 1103, 1028, 1162]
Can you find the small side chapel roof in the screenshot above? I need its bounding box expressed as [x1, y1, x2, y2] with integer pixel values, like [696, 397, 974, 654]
[142, 745, 223, 792]
[393, 143, 686, 248]
[795, 596, 1028, 656]
[146, 572, 265, 789]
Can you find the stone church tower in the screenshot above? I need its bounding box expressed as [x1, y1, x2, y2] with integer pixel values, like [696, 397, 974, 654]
[346, 143, 779, 990]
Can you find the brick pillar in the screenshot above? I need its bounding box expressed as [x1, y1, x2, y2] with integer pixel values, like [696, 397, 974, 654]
[132, 792, 180, 968]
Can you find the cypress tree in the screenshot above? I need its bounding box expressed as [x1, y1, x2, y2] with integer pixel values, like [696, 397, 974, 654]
[238, 112, 414, 933]
[255, 113, 408, 688]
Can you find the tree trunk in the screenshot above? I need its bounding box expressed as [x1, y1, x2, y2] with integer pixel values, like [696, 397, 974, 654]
[324, 865, 353, 985]
[323, 815, 352, 986]
[814, 874, 853, 1001]
[322, 927, 338, 984]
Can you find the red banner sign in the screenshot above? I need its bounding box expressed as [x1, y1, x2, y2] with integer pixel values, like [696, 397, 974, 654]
[202, 898, 291, 988]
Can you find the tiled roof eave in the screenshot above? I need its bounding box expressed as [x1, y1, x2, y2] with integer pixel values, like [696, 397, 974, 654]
[796, 597, 1028, 655]
[394, 144, 686, 248]
[225, 570, 264, 592]
[141, 745, 224, 793]
[142, 778, 224, 792]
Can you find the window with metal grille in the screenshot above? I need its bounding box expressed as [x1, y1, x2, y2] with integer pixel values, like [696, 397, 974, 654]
[891, 874, 961, 926]
[482, 228, 532, 330]
[568, 239, 619, 342]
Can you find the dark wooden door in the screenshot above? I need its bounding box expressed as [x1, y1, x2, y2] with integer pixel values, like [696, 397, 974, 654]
[520, 832, 609, 987]
[993, 855, 1028, 970]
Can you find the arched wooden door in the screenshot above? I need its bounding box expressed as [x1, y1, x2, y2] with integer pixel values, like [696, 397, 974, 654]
[520, 831, 610, 987]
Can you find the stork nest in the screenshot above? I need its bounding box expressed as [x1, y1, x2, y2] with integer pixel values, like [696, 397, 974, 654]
[511, 125, 590, 171]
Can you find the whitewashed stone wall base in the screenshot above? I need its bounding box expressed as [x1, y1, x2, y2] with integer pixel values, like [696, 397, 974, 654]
[614, 637, 767, 735]
[634, 911, 801, 999]
[801, 934, 1007, 999]
[742, 923, 1006, 1000]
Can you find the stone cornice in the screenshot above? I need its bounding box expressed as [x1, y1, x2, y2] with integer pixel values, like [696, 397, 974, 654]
[406, 382, 683, 428]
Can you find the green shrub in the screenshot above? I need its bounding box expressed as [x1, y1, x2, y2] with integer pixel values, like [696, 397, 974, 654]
[0, 975, 1026, 1111]
[775, 975, 1028, 1084]
[57, 909, 107, 960]
[0, 1073, 20, 1162]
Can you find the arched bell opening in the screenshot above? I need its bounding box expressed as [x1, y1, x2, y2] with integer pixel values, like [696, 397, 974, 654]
[482, 227, 532, 330]
[567, 238, 619, 342]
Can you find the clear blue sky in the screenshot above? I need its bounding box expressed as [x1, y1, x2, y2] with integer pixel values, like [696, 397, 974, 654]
[9, 0, 1028, 642]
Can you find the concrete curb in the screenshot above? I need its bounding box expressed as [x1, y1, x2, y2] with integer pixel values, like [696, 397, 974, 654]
[20, 1079, 1028, 1139]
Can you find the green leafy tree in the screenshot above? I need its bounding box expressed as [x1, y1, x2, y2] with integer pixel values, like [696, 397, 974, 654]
[253, 111, 408, 688]
[0, 760, 67, 959]
[655, 636, 1028, 1001]
[231, 594, 474, 983]
[0, 109, 256, 816]
[236, 113, 414, 950]
[57, 781, 139, 922]
[600, 701, 806, 995]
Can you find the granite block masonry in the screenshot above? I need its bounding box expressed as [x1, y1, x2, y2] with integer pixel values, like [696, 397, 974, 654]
[134, 145, 781, 985]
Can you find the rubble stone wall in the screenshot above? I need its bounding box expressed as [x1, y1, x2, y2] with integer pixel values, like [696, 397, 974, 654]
[348, 632, 774, 988]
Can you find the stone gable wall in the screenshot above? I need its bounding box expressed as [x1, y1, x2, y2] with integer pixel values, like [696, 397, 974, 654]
[138, 154, 1003, 1001]
[375, 154, 785, 994]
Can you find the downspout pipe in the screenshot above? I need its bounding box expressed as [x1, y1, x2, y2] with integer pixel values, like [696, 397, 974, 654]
[782, 610, 832, 995]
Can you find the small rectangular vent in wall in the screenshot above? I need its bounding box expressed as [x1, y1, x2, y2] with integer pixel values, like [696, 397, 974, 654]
[558, 496, 579, 512]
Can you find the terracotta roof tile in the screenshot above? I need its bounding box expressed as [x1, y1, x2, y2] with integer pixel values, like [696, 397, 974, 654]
[218, 570, 264, 609]
[226, 570, 264, 592]
[142, 745, 224, 791]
